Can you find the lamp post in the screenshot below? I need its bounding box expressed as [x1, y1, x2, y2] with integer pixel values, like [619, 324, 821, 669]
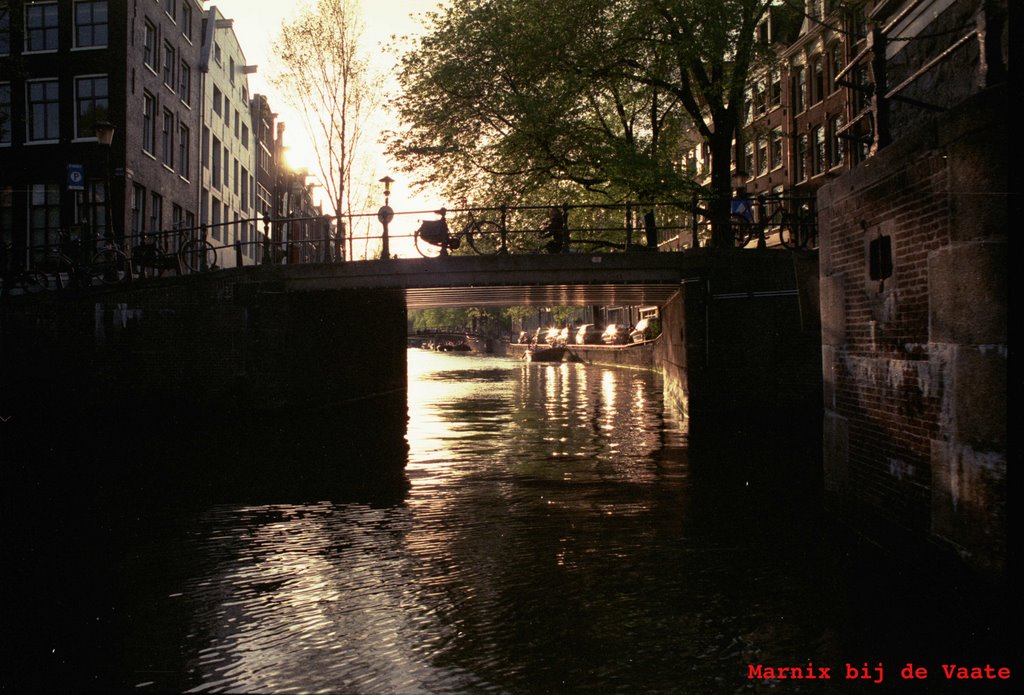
[377, 176, 394, 260]
[95, 120, 115, 248]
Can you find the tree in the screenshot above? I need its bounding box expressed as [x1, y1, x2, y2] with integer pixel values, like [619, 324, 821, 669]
[272, 0, 379, 260]
[390, 0, 776, 248]
[389, 0, 692, 210]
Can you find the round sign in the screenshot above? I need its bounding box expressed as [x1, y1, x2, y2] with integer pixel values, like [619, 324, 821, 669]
[377, 205, 394, 224]
[69, 170, 83, 183]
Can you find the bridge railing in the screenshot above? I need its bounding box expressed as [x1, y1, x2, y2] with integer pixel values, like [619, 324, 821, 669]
[3, 196, 818, 291]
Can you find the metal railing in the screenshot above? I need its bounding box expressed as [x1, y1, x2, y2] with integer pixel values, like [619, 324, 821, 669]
[1, 196, 820, 294]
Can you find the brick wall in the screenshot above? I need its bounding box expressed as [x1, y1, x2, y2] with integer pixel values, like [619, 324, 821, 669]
[818, 85, 1007, 580]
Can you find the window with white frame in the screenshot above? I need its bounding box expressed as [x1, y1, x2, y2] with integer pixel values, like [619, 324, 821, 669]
[179, 61, 191, 105]
[142, 91, 155, 153]
[29, 183, 61, 262]
[178, 123, 190, 178]
[163, 42, 176, 88]
[25, 2, 59, 52]
[181, 2, 192, 40]
[74, 75, 108, 139]
[161, 109, 174, 166]
[143, 19, 157, 70]
[74, 1, 107, 48]
[27, 79, 60, 141]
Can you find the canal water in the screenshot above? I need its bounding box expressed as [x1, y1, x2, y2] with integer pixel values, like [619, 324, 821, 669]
[6, 350, 1013, 693]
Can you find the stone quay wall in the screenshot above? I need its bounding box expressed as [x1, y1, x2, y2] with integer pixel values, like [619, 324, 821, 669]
[817, 85, 1007, 581]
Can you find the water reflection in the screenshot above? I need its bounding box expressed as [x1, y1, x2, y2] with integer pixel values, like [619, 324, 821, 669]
[11, 349, 1011, 694]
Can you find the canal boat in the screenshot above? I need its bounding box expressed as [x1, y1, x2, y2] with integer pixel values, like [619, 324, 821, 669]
[525, 345, 566, 362]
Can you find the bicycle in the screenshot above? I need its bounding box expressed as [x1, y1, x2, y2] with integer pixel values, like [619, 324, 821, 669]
[89, 235, 132, 285]
[1, 244, 50, 295]
[414, 207, 505, 257]
[732, 194, 817, 250]
[133, 223, 219, 276]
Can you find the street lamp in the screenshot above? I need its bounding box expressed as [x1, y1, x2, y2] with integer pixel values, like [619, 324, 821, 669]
[95, 121, 115, 247]
[377, 176, 395, 259]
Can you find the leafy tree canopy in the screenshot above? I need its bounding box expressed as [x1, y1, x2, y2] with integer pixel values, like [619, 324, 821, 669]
[390, 0, 777, 247]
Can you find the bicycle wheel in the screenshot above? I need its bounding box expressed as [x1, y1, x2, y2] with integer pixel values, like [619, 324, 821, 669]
[414, 229, 443, 258]
[90, 248, 130, 284]
[732, 214, 752, 248]
[466, 220, 506, 255]
[180, 239, 218, 272]
[778, 213, 804, 249]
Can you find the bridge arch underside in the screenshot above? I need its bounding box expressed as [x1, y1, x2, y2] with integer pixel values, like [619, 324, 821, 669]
[403, 283, 680, 309]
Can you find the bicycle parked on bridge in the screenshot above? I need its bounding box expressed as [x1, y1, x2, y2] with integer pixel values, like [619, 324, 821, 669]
[731, 193, 817, 249]
[132, 223, 219, 276]
[414, 207, 505, 257]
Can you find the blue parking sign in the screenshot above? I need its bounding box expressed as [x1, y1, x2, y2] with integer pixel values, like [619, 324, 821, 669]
[67, 164, 85, 191]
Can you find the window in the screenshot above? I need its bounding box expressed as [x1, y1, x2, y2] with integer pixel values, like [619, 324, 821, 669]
[161, 109, 174, 166]
[223, 145, 229, 190]
[770, 69, 781, 108]
[142, 92, 155, 153]
[756, 136, 768, 176]
[241, 167, 249, 209]
[181, 2, 192, 41]
[0, 82, 10, 145]
[233, 110, 239, 138]
[1, 3, 10, 55]
[74, 76, 108, 139]
[211, 194, 221, 239]
[27, 79, 59, 142]
[792, 65, 806, 113]
[172, 204, 183, 234]
[73, 181, 107, 238]
[201, 125, 209, 167]
[755, 79, 767, 117]
[150, 192, 163, 234]
[769, 127, 783, 170]
[163, 42, 176, 88]
[178, 123, 190, 178]
[144, 19, 157, 70]
[743, 87, 753, 125]
[214, 42, 221, 65]
[743, 142, 754, 178]
[829, 114, 844, 168]
[812, 125, 826, 175]
[211, 135, 221, 186]
[829, 42, 843, 94]
[29, 184, 60, 263]
[25, 2, 58, 52]
[212, 86, 222, 116]
[74, 1, 107, 48]
[200, 189, 208, 224]
[229, 57, 235, 84]
[233, 158, 239, 195]
[223, 96, 230, 123]
[179, 61, 191, 104]
[165, 0, 177, 23]
[131, 184, 145, 238]
[241, 123, 249, 149]
[811, 56, 824, 105]
[796, 133, 808, 181]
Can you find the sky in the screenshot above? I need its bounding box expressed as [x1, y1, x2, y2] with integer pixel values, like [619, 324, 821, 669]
[205, 0, 447, 257]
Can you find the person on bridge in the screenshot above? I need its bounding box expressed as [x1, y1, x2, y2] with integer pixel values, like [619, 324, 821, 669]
[541, 205, 570, 253]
